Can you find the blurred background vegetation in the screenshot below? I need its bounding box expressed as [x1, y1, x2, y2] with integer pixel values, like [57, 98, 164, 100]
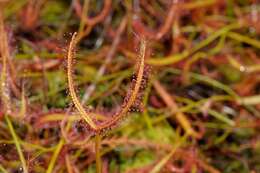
[0, 0, 260, 172]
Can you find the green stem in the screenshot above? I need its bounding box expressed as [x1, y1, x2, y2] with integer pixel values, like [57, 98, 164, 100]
[0, 164, 8, 173]
[208, 109, 235, 126]
[5, 115, 28, 173]
[163, 68, 239, 98]
[227, 32, 260, 49]
[238, 95, 260, 105]
[148, 22, 240, 66]
[46, 139, 65, 173]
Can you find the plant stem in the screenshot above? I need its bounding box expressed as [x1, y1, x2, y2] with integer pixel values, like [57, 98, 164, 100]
[5, 115, 28, 173]
[95, 134, 102, 173]
[46, 139, 64, 173]
[0, 163, 8, 173]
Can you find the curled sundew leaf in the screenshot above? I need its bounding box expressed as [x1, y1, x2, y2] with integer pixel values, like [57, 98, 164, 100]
[67, 33, 97, 130]
[67, 32, 146, 132]
[133, 1, 178, 40]
[73, 0, 112, 26]
[96, 38, 146, 132]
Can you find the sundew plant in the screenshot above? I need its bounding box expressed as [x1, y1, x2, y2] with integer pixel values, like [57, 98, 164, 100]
[0, 0, 260, 173]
